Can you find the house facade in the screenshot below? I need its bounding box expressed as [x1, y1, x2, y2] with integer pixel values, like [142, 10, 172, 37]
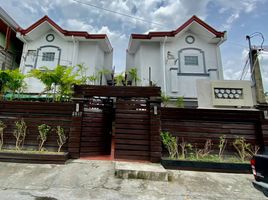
[0, 7, 23, 70]
[126, 16, 226, 106]
[17, 16, 113, 93]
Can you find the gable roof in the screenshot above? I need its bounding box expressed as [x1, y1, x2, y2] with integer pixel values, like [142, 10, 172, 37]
[131, 15, 225, 40]
[17, 15, 107, 39]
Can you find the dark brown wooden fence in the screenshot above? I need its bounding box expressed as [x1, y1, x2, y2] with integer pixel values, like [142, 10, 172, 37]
[0, 101, 74, 152]
[79, 98, 113, 157]
[161, 108, 264, 153]
[73, 85, 161, 98]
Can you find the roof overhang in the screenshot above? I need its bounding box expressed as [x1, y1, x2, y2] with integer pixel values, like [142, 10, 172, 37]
[17, 16, 112, 52]
[0, 7, 20, 31]
[128, 15, 226, 54]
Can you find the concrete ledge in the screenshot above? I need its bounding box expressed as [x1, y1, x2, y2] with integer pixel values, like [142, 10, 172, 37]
[114, 161, 171, 181]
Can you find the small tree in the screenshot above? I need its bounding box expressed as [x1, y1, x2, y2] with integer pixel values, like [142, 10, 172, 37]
[233, 137, 251, 162]
[196, 139, 213, 159]
[2, 69, 26, 100]
[0, 121, 6, 150]
[56, 126, 68, 152]
[218, 135, 227, 161]
[128, 68, 140, 86]
[37, 124, 51, 151]
[13, 119, 27, 150]
[178, 138, 192, 159]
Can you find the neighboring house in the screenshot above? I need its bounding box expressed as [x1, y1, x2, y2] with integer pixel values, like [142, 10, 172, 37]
[16, 16, 113, 92]
[0, 7, 23, 70]
[126, 15, 227, 106]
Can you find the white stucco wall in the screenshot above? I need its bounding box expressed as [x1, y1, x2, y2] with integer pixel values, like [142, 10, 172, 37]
[128, 31, 224, 98]
[19, 28, 112, 92]
[140, 43, 161, 86]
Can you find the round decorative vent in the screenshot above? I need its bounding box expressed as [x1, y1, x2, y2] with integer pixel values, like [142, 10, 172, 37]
[46, 34, 55, 42]
[185, 35, 195, 44]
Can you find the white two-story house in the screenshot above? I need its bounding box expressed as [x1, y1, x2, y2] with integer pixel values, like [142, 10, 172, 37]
[126, 15, 226, 106]
[17, 16, 113, 92]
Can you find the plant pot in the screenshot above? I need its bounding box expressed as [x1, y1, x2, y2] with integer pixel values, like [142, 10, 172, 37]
[0, 151, 69, 164]
[161, 158, 251, 173]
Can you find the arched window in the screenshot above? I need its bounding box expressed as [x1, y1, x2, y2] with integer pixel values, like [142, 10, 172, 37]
[35, 45, 61, 69]
[178, 48, 208, 76]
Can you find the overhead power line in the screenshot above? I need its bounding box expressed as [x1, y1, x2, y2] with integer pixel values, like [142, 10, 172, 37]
[72, 0, 168, 28]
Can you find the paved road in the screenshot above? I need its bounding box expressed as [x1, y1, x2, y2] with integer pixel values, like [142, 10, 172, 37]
[0, 160, 265, 200]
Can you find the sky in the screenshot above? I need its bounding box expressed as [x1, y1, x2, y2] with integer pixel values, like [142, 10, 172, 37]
[1, 0, 268, 82]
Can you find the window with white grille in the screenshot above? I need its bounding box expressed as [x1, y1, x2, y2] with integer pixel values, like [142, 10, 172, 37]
[184, 56, 198, 65]
[42, 52, 55, 61]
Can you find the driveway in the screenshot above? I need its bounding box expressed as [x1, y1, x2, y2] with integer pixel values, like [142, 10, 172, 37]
[0, 160, 265, 200]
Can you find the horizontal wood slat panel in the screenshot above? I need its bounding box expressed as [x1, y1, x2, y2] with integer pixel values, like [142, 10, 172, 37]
[161, 107, 264, 153]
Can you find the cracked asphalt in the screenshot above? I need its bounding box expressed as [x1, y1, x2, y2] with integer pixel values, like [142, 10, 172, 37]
[0, 160, 266, 200]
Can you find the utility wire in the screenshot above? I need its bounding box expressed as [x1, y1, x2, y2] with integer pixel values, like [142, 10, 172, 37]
[72, 0, 169, 29]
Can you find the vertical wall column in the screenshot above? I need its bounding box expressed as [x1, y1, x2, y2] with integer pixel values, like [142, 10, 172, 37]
[149, 98, 162, 162]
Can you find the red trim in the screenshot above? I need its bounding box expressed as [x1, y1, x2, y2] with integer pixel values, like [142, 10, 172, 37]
[17, 15, 107, 39]
[132, 15, 224, 39]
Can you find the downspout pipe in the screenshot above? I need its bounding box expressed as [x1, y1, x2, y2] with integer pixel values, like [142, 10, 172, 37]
[72, 35, 76, 67]
[162, 36, 167, 93]
[215, 32, 227, 80]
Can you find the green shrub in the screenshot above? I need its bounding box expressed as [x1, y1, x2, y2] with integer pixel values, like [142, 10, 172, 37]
[160, 131, 179, 159]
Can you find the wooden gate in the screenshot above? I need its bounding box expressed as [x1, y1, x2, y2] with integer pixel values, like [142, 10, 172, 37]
[79, 98, 113, 157]
[73, 85, 161, 162]
[115, 98, 151, 161]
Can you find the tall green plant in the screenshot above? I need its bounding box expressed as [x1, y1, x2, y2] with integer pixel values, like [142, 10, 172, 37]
[114, 73, 125, 86]
[29, 65, 81, 101]
[0, 69, 26, 100]
[0, 121, 6, 150]
[76, 63, 88, 84]
[160, 131, 179, 159]
[0, 71, 11, 98]
[37, 124, 51, 151]
[128, 68, 140, 86]
[13, 119, 27, 151]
